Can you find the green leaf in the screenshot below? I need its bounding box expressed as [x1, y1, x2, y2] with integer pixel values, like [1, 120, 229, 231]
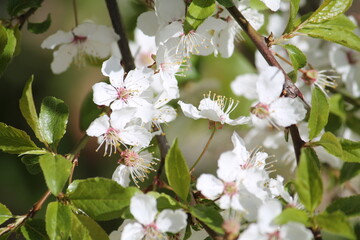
[0, 203, 12, 225]
[148, 192, 181, 211]
[329, 94, 346, 121]
[216, 0, 234, 7]
[67, 178, 140, 221]
[19, 75, 44, 142]
[340, 138, 360, 163]
[295, 148, 323, 212]
[7, 0, 43, 16]
[307, 0, 353, 23]
[340, 162, 360, 183]
[79, 90, 102, 131]
[274, 208, 310, 226]
[315, 14, 357, 30]
[21, 219, 49, 240]
[183, 0, 216, 34]
[0, 122, 39, 154]
[165, 138, 190, 201]
[71, 214, 109, 240]
[326, 195, 360, 217]
[0, 26, 17, 77]
[38, 96, 69, 147]
[283, 44, 307, 73]
[45, 202, 72, 240]
[39, 153, 72, 195]
[313, 132, 342, 157]
[299, 25, 360, 52]
[21, 154, 42, 174]
[308, 85, 329, 140]
[27, 14, 51, 34]
[189, 205, 224, 234]
[284, 0, 301, 33]
[315, 211, 356, 240]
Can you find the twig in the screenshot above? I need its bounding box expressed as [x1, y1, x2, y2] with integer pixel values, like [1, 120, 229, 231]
[73, 0, 79, 26]
[105, 0, 135, 72]
[104, 0, 171, 183]
[226, 6, 306, 163]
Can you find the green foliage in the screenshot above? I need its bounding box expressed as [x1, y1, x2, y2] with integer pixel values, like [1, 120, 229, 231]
[38, 96, 69, 148]
[7, 0, 43, 16]
[21, 154, 42, 174]
[315, 211, 356, 240]
[328, 94, 346, 122]
[67, 178, 140, 221]
[71, 213, 109, 240]
[19, 75, 44, 142]
[189, 205, 224, 234]
[39, 153, 72, 195]
[27, 13, 51, 34]
[183, 0, 216, 34]
[165, 138, 190, 201]
[0, 122, 39, 154]
[340, 162, 360, 183]
[308, 86, 329, 140]
[148, 192, 181, 211]
[313, 132, 342, 157]
[79, 91, 102, 131]
[274, 208, 311, 226]
[0, 25, 17, 77]
[0, 203, 12, 225]
[283, 44, 307, 78]
[284, 0, 300, 33]
[307, 0, 353, 23]
[326, 195, 360, 217]
[21, 219, 49, 240]
[339, 138, 360, 163]
[295, 148, 323, 212]
[216, 0, 234, 7]
[45, 202, 72, 240]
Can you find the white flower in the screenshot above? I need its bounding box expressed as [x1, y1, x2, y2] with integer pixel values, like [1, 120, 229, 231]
[178, 92, 250, 126]
[93, 65, 153, 114]
[261, 0, 281, 11]
[121, 193, 187, 240]
[41, 22, 119, 74]
[231, 73, 258, 100]
[250, 66, 306, 127]
[112, 146, 158, 187]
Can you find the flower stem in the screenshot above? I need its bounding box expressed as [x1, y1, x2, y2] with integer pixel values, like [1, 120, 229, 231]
[73, 0, 79, 27]
[190, 126, 217, 172]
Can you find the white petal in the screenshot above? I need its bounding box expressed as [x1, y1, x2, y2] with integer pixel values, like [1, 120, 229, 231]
[156, 209, 187, 233]
[124, 67, 152, 93]
[218, 195, 231, 210]
[238, 224, 265, 240]
[137, 11, 158, 36]
[258, 200, 282, 233]
[196, 174, 224, 199]
[73, 22, 96, 36]
[86, 115, 110, 137]
[217, 26, 235, 58]
[217, 151, 242, 182]
[155, 105, 177, 123]
[257, 66, 284, 104]
[50, 44, 77, 74]
[269, 98, 306, 127]
[102, 56, 123, 78]
[130, 193, 157, 225]
[121, 222, 145, 240]
[155, 0, 186, 24]
[261, 0, 281, 11]
[230, 132, 248, 159]
[92, 82, 117, 107]
[120, 125, 152, 147]
[231, 73, 258, 100]
[110, 108, 137, 129]
[157, 21, 184, 44]
[178, 101, 202, 120]
[112, 164, 131, 187]
[225, 116, 250, 126]
[41, 30, 73, 49]
[280, 222, 313, 240]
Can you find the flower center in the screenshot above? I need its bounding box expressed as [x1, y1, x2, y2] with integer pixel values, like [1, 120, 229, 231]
[346, 50, 359, 65]
[267, 230, 281, 240]
[224, 182, 238, 196]
[96, 128, 121, 156]
[302, 69, 317, 85]
[121, 149, 141, 167]
[72, 35, 88, 44]
[144, 223, 166, 240]
[116, 87, 131, 101]
[251, 103, 269, 119]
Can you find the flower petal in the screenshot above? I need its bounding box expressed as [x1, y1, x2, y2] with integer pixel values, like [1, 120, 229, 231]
[41, 30, 73, 49]
[121, 222, 145, 240]
[156, 209, 187, 233]
[257, 66, 284, 104]
[86, 115, 110, 137]
[196, 174, 224, 199]
[178, 101, 202, 120]
[92, 82, 117, 107]
[130, 193, 157, 225]
[269, 98, 306, 127]
[112, 164, 131, 187]
[50, 44, 78, 74]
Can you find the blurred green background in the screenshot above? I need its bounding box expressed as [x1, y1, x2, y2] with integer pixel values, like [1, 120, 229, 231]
[0, 0, 359, 237]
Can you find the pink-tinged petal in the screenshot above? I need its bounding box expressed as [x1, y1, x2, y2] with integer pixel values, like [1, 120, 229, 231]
[270, 98, 306, 127]
[92, 82, 117, 107]
[155, 0, 185, 24]
[41, 30, 73, 49]
[280, 222, 313, 240]
[257, 66, 284, 104]
[112, 164, 130, 187]
[231, 73, 258, 100]
[130, 193, 157, 225]
[86, 115, 110, 137]
[178, 101, 202, 120]
[50, 44, 78, 74]
[121, 222, 145, 240]
[137, 11, 158, 37]
[156, 209, 187, 233]
[196, 174, 224, 199]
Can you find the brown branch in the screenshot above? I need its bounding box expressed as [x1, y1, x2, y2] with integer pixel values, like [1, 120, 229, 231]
[226, 6, 306, 163]
[104, 0, 170, 183]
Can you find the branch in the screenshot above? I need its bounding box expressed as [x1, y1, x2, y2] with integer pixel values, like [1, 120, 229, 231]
[104, 0, 170, 181]
[226, 6, 306, 162]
